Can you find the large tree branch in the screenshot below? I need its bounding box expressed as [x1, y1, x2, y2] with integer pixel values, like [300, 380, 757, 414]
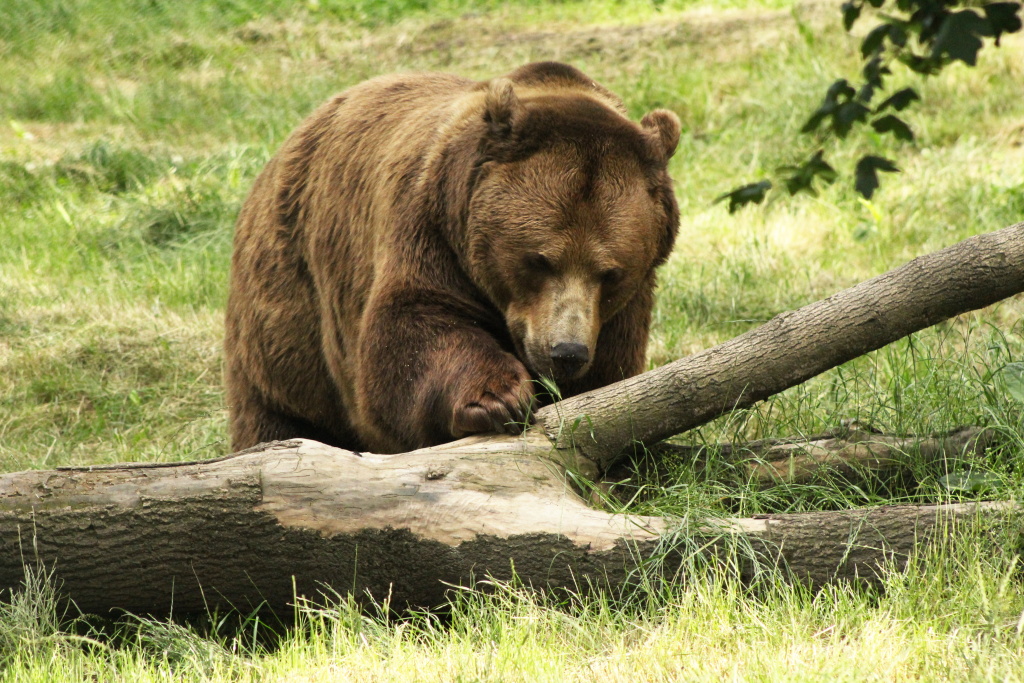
[537, 221, 1024, 471]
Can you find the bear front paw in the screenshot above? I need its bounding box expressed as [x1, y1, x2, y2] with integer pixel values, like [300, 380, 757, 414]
[450, 357, 534, 438]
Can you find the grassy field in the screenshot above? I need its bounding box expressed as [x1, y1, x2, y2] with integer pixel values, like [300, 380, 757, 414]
[2, 0, 1024, 679]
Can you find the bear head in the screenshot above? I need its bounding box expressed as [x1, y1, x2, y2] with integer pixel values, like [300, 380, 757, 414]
[462, 64, 680, 384]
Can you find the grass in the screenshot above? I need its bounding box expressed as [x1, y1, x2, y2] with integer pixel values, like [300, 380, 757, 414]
[1, 0, 1024, 679]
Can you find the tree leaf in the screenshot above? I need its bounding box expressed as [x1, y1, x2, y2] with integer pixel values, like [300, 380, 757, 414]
[802, 109, 830, 134]
[714, 180, 773, 213]
[886, 20, 908, 47]
[862, 55, 891, 88]
[802, 79, 853, 133]
[784, 151, 836, 196]
[931, 10, 990, 65]
[871, 114, 915, 141]
[827, 79, 856, 101]
[833, 101, 870, 137]
[875, 87, 920, 113]
[984, 2, 1024, 44]
[1000, 362, 1024, 403]
[861, 54, 894, 104]
[914, 4, 949, 44]
[854, 155, 900, 199]
[861, 24, 890, 56]
[809, 152, 839, 183]
[842, 0, 862, 30]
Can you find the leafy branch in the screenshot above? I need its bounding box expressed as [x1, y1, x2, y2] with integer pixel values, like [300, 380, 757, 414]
[717, 0, 1022, 213]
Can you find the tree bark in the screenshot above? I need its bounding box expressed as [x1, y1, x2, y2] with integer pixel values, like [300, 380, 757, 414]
[537, 221, 1024, 471]
[0, 438, 1015, 616]
[1, 223, 1022, 616]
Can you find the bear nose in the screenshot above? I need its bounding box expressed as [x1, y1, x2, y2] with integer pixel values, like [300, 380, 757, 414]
[550, 342, 590, 376]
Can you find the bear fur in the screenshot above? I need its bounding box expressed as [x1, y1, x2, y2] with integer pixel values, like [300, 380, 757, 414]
[225, 62, 680, 454]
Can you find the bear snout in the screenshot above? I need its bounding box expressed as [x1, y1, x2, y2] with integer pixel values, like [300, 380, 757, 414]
[550, 341, 590, 379]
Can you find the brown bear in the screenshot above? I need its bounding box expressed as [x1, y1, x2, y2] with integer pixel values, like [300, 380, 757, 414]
[224, 61, 680, 454]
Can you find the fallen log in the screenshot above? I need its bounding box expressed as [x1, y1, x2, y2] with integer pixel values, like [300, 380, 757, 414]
[0, 222, 1022, 615]
[0, 438, 1016, 616]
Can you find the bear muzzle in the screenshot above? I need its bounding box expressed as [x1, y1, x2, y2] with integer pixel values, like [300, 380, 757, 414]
[507, 273, 602, 384]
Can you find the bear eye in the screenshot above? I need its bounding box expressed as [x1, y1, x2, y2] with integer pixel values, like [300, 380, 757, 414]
[601, 267, 625, 287]
[523, 252, 553, 273]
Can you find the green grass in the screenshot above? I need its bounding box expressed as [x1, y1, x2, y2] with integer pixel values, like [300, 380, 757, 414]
[2, 0, 1024, 679]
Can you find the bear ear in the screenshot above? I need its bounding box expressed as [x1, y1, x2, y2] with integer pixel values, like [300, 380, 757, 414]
[641, 109, 681, 160]
[483, 78, 523, 139]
